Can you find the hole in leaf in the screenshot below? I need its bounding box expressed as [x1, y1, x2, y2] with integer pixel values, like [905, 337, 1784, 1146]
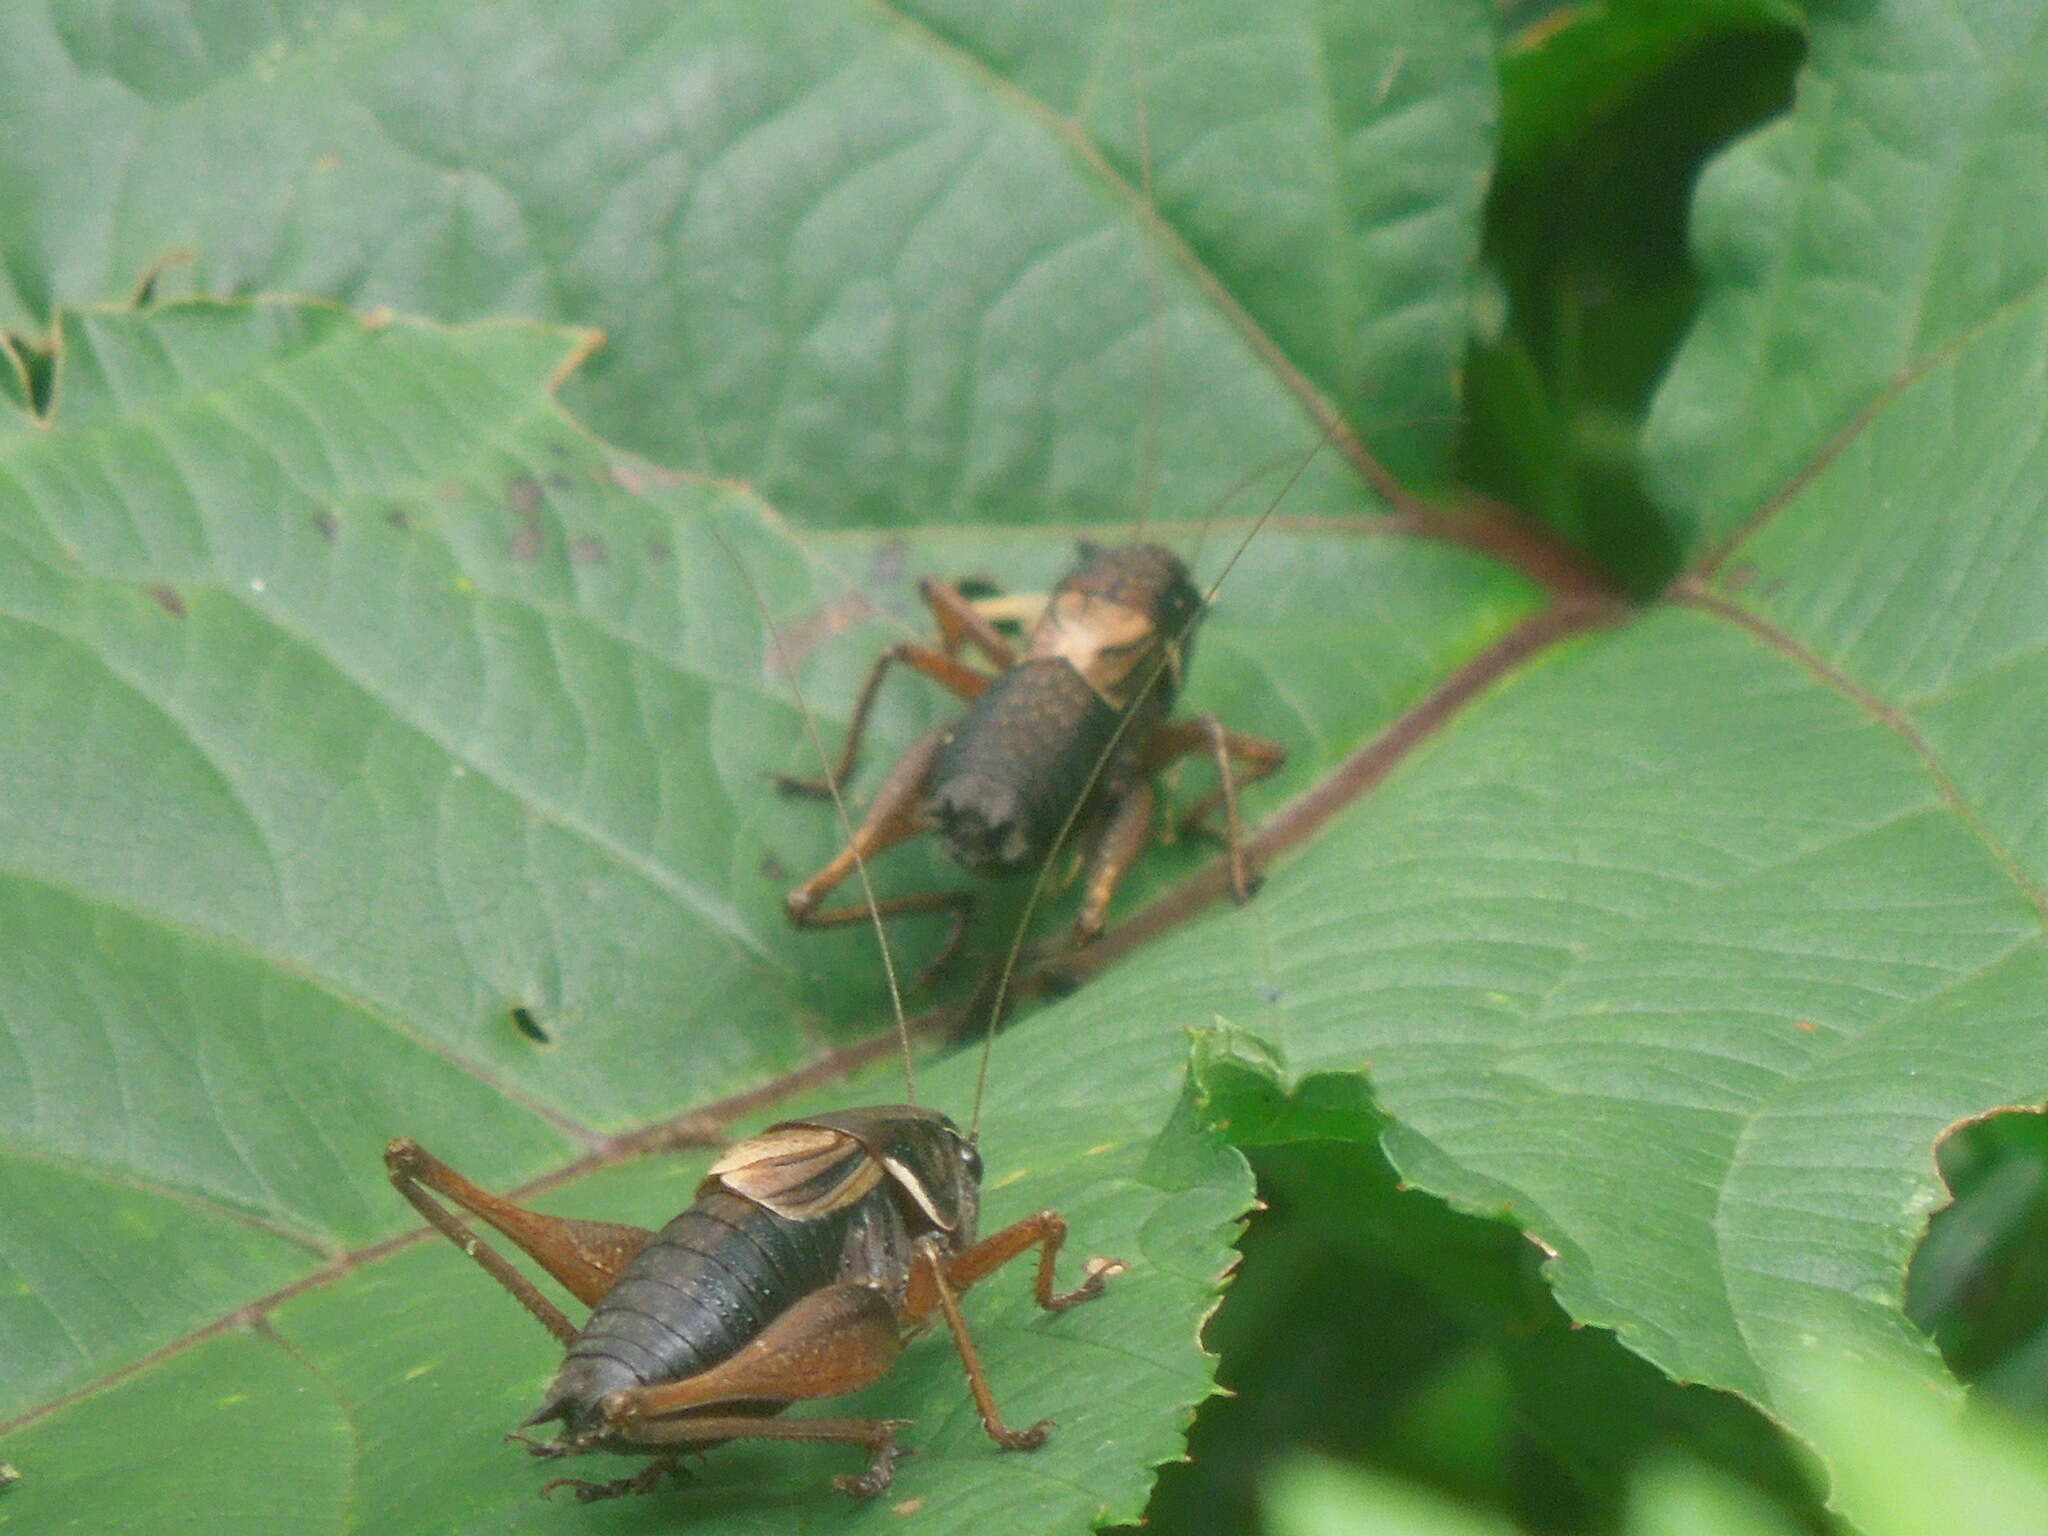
[1908, 1106, 2048, 1414]
[1142, 1077, 1826, 1534]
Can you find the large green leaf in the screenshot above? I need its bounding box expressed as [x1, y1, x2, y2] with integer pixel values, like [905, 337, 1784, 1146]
[0, 0, 1489, 500]
[0, 281, 1525, 1528]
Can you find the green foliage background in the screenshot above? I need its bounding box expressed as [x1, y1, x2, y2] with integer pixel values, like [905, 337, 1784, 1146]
[2, 1, 2045, 1532]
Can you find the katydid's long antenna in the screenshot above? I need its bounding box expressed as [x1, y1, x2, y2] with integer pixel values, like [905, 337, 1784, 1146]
[1129, 0, 1161, 541]
[967, 424, 1336, 1137]
[702, 516, 918, 1105]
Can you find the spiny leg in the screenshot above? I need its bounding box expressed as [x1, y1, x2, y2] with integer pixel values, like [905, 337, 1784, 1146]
[584, 1284, 911, 1498]
[776, 641, 988, 798]
[788, 887, 975, 991]
[537, 1454, 681, 1504]
[903, 1235, 1098, 1454]
[384, 1139, 654, 1343]
[562, 1413, 911, 1500]
[932, 1210, 1127, 1312]
[784, 724, 973, 984]
[1144, 715, 1286, 903]
[1070, 781, 1157, 945]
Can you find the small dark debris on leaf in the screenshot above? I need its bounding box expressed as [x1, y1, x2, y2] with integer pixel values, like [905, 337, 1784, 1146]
[148, 585, 187, 618]
[385, 505, 413, 531]
[510, 1006, 550, 1044]
[647, 537, 672, 563]
[311, 510, 338, 542]
[759, 854, 788, 883]
[569, 536, 607, 566]
[1260, 986, 1283, 1004]
[955, 576, 1002, 602]
[547, 470, 576, 492]
[505, 475, 544, 519]
[510, 524, 544, 562]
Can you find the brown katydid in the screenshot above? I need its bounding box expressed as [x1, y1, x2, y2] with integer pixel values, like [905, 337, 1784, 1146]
[385, 1109, 1119, 1501]
[776, 541, 1289, 976]
[383, 527, 1129, 1505]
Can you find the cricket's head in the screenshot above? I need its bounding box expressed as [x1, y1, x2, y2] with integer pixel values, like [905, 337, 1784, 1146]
[1029, 541, 1202, 711]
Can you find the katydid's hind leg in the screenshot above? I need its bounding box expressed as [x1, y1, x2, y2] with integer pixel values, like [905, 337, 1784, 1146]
[384, 1139, 655, 1343]
[1070, 781, 1157, 945]
[775, 643, 989, 798]
[788, 888, 975, 991]
[785, 723, 973, 984]
[595, 1284, 911, 1497]
[784, 722, 942, 920]
[588, 1413, 911, 1499]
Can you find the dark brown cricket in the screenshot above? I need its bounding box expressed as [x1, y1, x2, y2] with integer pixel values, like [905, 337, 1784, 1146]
[385, 1105, 1121, 1502]
[780, 541, 1285, 973]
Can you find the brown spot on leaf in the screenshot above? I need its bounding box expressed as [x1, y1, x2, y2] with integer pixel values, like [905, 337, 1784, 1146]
[647, 537, 672, 563]
[607, 461, 648, 496]
[509, 525, 544, 562]
[547, 470, 576, 492]
[569, 536, 606, 566]
[386, 506, 413, 532]
[505, 476, 543, 519]
[435, 481, 466, 502]
[148, 585, 186, 618]
[774, 590, 876, 671]
[759, 854, 789, 883]
[311, 511, 338, 542]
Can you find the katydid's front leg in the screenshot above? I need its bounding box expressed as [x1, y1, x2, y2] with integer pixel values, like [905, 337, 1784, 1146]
[898, 1218, 1126, 1453]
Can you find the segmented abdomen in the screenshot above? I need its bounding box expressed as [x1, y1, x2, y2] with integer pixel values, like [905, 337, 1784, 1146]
[929, 659, 1129, 871]
[564, 1189, 848, 1394]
